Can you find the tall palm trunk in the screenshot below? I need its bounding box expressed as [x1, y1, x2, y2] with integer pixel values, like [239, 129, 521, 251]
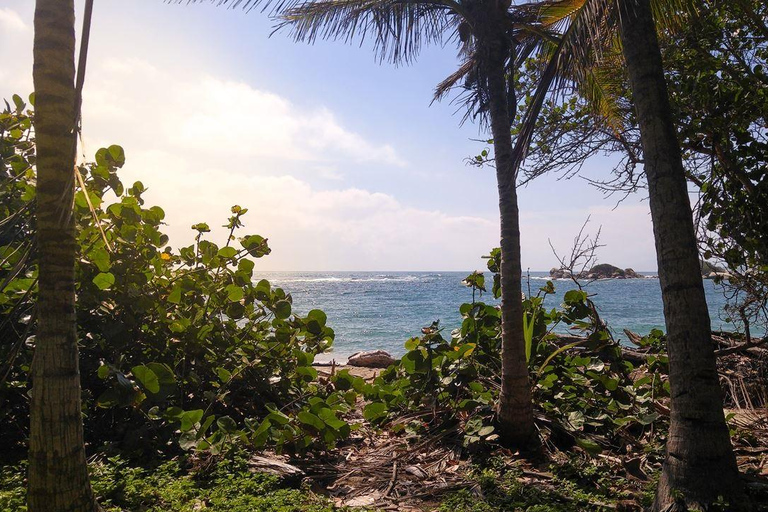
[483, 33, 536, 448]
[617, 0, 744, 508]
[28, 1, 96, 510]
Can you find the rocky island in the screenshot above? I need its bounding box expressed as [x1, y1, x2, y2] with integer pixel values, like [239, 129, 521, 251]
[550, 264, 644, 280]
[701, 260, 731, 280]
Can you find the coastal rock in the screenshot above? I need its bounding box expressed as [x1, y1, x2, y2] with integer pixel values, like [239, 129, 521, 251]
[549, 268, 572, 279]
[705, 271, 732, 280]
[549, 264, 643, 280]
[584, 264, 643, 279]
[701, 260, 727, 276]
[347, 350, 396, 368]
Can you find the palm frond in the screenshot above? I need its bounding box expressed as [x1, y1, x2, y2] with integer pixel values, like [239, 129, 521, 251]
[518, 0, 588, 28]
[278, 0, 459, 64]
[649, 0, 697, 33]
[433, 57, 476, 103]
[513, 25, 563, 68]
[510, 0, 615, 177]
[577, 50, 626, 134]
[174, 0, 292, 15]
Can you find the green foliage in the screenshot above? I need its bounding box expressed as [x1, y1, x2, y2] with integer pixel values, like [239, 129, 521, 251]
[0, 98, 355, 454]
[360, 251, 667, 452]
[438, 455, 636, 512]
[672, 0, 768, 335]
[1, 455, 339, 512]
[512, 0, 768, 335]
[0, 461, 26, 512]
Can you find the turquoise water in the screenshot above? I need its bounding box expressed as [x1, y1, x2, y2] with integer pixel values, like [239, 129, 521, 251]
[263, 271, 737, 362]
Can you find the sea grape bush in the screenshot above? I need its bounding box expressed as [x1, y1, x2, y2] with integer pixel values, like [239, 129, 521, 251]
[361, 250, 668, 452]
[0, 97, 355, 454]
[0, 95, 672, 457]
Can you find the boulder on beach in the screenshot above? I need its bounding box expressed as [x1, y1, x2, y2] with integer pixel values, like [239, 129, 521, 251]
[347, 350, 396, 368]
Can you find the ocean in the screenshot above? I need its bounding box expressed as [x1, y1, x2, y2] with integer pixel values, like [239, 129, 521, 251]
[263, 271, 741, 362]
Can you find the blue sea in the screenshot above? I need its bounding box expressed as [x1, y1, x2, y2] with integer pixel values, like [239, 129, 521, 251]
[262, 271, 741, 362]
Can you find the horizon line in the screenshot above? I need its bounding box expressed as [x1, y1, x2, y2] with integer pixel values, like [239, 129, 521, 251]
[256, 269, 661, 274]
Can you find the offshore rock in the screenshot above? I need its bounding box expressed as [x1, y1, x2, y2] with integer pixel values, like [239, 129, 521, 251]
[347, 350, 396, 368]
[549, 264, 643, 280]
[549, 268, 572, 279]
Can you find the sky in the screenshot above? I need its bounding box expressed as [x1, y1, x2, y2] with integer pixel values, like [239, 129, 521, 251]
[1, 1, 661, 271]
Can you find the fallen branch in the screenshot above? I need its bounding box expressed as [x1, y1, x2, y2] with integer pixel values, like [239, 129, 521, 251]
[623, 329, 644, 347]
[715, 337, 768, 357]
[383, 460, 398, 497]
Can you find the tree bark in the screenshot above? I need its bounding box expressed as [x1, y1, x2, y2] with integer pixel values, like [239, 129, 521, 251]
[28, 1, 97, 510]
[483, 33, 536, 449]
[617, 0, 746, 509]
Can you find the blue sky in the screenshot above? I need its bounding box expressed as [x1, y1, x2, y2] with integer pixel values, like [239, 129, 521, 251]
[1, 1, 659, 271]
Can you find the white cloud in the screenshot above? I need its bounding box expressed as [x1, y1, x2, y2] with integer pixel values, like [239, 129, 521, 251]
[313, 165, 344, 181]
[81, 58, 406, 169]
[0, 2, 659, 271]
[0, 8, 28, 32]
[118, 153, 498, 270]
[0, 8, 32, 93]
[72, 57, 488, 270]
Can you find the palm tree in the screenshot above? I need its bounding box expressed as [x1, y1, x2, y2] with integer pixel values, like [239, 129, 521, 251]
[186, 0, 589, 448]
[28, 1, 97, 510]
[618, 3, 743, 508]
[513, 0, 745, 508]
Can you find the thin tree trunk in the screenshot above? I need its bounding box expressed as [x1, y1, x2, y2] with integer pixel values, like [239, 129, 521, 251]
[617, 0, 745, 509]
[28, 1, 97, 510]
[483, 36, 536, 449]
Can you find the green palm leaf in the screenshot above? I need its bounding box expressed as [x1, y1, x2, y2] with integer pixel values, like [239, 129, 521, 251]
[279, 0, 459, 64]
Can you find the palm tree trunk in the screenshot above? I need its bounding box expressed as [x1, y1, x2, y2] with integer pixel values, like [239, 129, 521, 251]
[483, 37, 536, 449]
[617, 0, 744, 508]
[28, 1, 96, 510]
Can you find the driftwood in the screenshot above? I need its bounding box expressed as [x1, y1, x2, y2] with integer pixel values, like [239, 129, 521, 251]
[248, 455, 304, 483]
[623, 329, 644, 347]
[714, 338, 768, 357]
[617, 348, 649, 365]
[347, 350, 397, 368]
[555, 329, 768, 364]
[553, 334, 648, 365]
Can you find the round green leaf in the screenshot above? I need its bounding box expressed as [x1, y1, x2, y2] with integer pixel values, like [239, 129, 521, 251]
[93, 272, 115, 290]
[132, 365, 160, 394]
[89, 248, 111, 272]
[225, 284, 244, 302]
[216, 415, 237, 433]
[274, 300, 291, 320]
[218, 246, 238, 259]
[363, 402, 388, 422]
[307, 309, 327, 327]
[297, 411, 325, 431]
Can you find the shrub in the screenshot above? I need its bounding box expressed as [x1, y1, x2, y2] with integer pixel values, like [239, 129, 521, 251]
[1, 96, 354, 454]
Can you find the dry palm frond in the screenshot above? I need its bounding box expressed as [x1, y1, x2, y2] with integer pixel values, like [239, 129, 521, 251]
[433, 57, 475, 103]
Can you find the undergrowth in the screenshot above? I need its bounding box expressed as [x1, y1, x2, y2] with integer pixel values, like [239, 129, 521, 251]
[0, 454, 340, 512]
[438, 454, 659, 512]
